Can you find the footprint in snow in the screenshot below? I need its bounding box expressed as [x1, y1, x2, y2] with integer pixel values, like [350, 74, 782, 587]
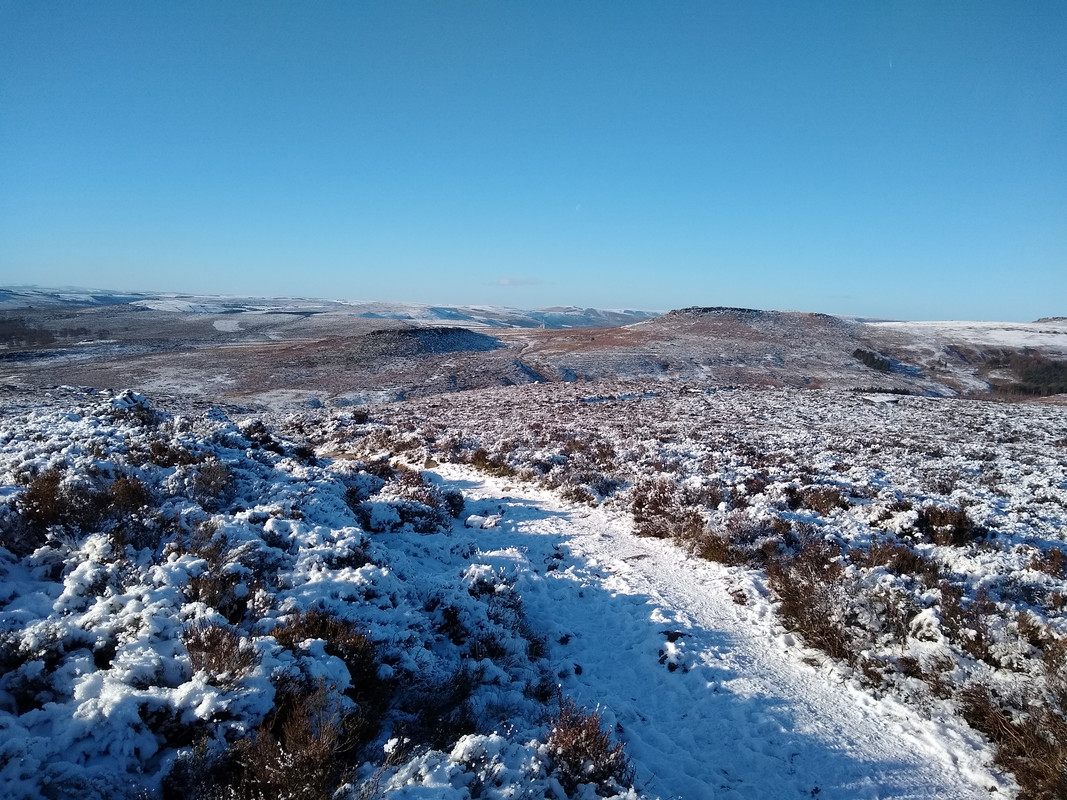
[659, 630, 696, 672]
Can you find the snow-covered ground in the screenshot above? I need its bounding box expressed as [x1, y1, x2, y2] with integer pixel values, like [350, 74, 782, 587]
[370, 381, 1067, 799]
[866, 319, 1067, 355]
[1, 384, 1065, 799]
[0, 389, 642, 799]
[431, 466, 1005, 799]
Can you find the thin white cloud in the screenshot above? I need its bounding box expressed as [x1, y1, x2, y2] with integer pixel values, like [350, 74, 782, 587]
[496, 277, 542, 287]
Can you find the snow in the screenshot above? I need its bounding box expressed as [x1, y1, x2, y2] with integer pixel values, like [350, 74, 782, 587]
[0, 286, 660, 330]
[430, 465, 1004, 799]
[130, 299, 232, 314]
[1, 383, 1064, 798]
[867, 319, 1067, 354]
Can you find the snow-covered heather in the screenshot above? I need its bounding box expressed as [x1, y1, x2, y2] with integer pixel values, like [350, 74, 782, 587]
[348, 381, 1067, 798]
[0, 388, 640, 799]
[2, 384, 1066, 799]
[413, 466, 1006, 799]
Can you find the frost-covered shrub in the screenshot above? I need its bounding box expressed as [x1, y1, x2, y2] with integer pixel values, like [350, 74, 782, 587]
[959, 682, 1067, 800]
[0, 502, 45, 556]
[342, 471, 386, 506]
[16, 468, 65, 526]
[690, 528, 749, 566]
[9, 466, 165, 558]
[559, 482, 596, 505]
[629, 477, 703, 540]
[547, 696, 633, 795]
[186, 571, 249, 624]
[804, 485, 851, 515]
[398, 663, 484, 749]
[107, 389, 161, 427]
[1030, 547, 1067, 578]
[469, 447, 517, 477]
[766, 541, 857, 662]
[182, 621, 258, 685]
[345, 467, 461, 533]
[108, 473, 149, 513]
[229, 680, 361, 800]
[239, 418, 285, 455]
[180, 530, 253, 624]
[915, 504, 979, 546]
[393, 500, 448, 533]
[159, 739, 227, 800]
[783, 484, 850, 515]
[271, 609, 382, 707]
[192, 459, 232, 508]
[560, 471, 621, 504]
[854, 536, 938, 583]
[687, 511, 789, 568]
[0, 628, 72, 714]
[923, 468, 962, 495]
[108, 509, 175, 556]
[361, 456, 396, 481]
[1044, 635, 1067, 710]
[442, 487, 465, 518]
[145, 436, 198, 467]
[939, 583, 996, 665]
[467, 631, 509, 662]
[17, 468, 104, 532]
[683, 480, 726, 509]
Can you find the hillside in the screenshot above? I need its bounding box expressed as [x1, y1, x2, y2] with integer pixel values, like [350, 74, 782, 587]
[495, 307, 1067, 397]
[2, 290, 1066, 408]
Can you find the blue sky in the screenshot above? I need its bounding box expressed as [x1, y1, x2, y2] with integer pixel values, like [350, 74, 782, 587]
[1, 2, 1064, 320]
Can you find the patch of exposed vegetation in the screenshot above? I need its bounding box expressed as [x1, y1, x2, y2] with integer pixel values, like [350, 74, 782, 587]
[853, 348, 892, 373]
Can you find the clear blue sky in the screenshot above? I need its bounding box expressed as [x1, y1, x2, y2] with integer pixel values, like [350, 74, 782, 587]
[1, 2, 1064, 320]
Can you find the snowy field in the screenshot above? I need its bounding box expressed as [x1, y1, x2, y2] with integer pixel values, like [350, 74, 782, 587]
[1, 384, 1065, 799]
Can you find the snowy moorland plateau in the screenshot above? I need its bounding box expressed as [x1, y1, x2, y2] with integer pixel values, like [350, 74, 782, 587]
[0, 380, 1065, 800]
[1, 289, 1067, 799]
[2, 288, 1067, 405]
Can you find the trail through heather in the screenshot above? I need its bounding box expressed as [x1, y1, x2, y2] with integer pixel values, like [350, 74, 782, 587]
[438, 463, 1009, 800]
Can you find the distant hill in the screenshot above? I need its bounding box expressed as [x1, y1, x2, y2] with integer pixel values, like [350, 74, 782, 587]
[0, 286, 660, 329]
[1, 286, 1065, 407]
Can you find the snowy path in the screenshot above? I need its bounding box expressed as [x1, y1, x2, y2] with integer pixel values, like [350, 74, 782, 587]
[437, 465, 1009, 800]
